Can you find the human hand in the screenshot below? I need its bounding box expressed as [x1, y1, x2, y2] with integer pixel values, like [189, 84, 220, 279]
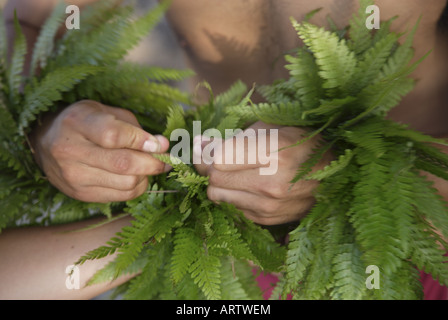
[194, 121, 332, 225]
[31, 100, 171, 203]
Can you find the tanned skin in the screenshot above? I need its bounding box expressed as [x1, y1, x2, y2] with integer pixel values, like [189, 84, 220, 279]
[0, 0, 447, 299]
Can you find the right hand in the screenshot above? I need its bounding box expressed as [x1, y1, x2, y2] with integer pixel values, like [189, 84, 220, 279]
[31, 100, 171, 203]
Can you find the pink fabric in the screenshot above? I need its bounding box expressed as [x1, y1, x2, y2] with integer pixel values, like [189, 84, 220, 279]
[420, 271, 448, 300]
[256, 270, 448, 300]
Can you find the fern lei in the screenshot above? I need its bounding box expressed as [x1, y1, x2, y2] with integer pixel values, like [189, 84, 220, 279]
[229, 0, 448, 299]
[0, 0, 447, 300]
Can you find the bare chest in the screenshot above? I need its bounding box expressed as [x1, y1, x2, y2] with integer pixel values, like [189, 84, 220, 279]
[167, 0, 448, 134]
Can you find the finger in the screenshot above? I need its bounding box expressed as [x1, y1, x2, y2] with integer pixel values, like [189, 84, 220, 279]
[207, 186, 313, 225]
[70, 179, 149, 203]
[240, 209, 299, 226]
[193, 129, 280, 172]
[83, 148, 171, 176]
[57, 142, 171, 176]
[60, 163, 147, 191]
[69, 109, 167, 153]
[207, 185, 285, 213]
[207, 186, 289, 224]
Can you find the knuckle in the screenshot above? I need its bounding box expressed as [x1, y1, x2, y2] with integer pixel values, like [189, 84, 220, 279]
[124, 187, 143, 201]
[49, 141, 70, 159]
[60, 109, 79, 127]
[118, 108, 138, 122]
[121, 175, 140, 190]
[207, 169, 222, 186]
[100, 126, 120, 148]
[111, 153, 132, 174]
[259, 199, 281, 215]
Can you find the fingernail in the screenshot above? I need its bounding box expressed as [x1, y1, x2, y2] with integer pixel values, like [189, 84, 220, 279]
[143, 139, 160, 153]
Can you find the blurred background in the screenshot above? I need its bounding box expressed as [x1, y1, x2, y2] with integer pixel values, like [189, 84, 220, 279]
[127, 0, 187, 73]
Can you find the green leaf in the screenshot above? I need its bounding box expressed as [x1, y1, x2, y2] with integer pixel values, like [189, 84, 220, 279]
[163, 104, 187, 138]
[8, 12, 27, 104]
[347, 0, 375, 55]
[170, 228, 203, 284]
[30, 3, 66, 75]
[285, 50, 324, 109]
[306, 149, 354, 181]
[189, 251, 222, 300]
[19, 65, 101, 134]
[292, 19, 357, 92]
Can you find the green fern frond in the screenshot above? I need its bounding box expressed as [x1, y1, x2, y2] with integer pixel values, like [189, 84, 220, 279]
[0, 191, 29, 231]
[123, 241, 172, 300]
[87, 249, 148, 286]
[250, 101, 318, 126]
[292, 19, 357, 93]
[220, 258, 254, 300]
[75, 236, 124, 266]
[330, 243, 367, 300]
[0, 7, 8, 62]
[107, 0, 172, 64]
[285, 222, 315, 292]
[19, 65, 101, 135]
[343, 120, 389, 157]
[348, 32, 398, 94]
[170, 227, 203, 284]
[8, 13, 27, 105]
[306, 149, 354, 181]
[163, 104, 187, 138]
[410, 219, 448, 287]
[50, 6, 134, 68]
[290, 141, 334, 184]
[29, 3, 66, 75]
[301, 96, 356, 120]
[380, 17, 420, 79]
[214, 80, 248, 108]
[189, 250, 222, 300]
[411, 173, 448, 243]
[347, 0, 375, 55]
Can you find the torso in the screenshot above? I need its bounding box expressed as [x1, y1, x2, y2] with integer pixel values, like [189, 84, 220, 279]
[166, 0, 448, 135]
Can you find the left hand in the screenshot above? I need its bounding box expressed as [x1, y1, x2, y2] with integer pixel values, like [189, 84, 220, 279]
[194, 121, 332, 225]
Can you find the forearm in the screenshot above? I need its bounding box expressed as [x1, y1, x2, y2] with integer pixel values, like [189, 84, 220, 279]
[0, 215, 135, 300]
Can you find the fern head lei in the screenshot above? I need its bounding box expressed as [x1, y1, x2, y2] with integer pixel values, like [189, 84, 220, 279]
[0, 0, 447, 300]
